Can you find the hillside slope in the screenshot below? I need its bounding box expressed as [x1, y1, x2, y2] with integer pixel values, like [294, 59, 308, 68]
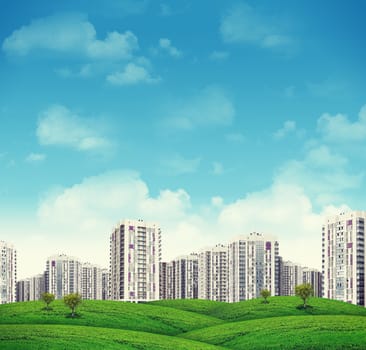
[1, 297, 366, 349]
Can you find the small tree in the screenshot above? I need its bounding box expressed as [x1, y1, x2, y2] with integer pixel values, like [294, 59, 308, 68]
[260, 289, 271, 304]
[41, 292, 55, 310]
[295, 283, 313, 309]
[64, 293, 82, 318]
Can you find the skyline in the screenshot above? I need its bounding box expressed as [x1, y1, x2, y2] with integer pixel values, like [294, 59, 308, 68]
[1, 1, 366, 278]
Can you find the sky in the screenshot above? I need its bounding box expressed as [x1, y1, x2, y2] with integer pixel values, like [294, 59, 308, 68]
[1, 0, 366, 279]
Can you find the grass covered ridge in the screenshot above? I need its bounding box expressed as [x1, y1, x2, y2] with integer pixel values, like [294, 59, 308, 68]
[1, 296, 366, 349]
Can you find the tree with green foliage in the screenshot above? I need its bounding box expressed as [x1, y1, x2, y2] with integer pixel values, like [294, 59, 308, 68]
[64, 293, 82, 317]
[295, 283, 313, 308]
[41, 292, 55, 310]
[260, 289, 271, 303]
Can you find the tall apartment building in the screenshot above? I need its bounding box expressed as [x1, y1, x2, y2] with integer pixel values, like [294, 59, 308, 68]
[279, 260, 303, 296]
[166, 254, 198, 300]
[101, 268, 110, 300]
[45, 254, 82, 299]
[82, 263, 102, 300]
[0, 241, 17, 304]
[110, 219, 161, 302]
[198, 244, 228, 302]
[228, 233, 279, 302]
[303, 268, 322, 297]
[159, 262, 167, 300]
[322, 211, 366, 305]
[16, 279, 30, 302]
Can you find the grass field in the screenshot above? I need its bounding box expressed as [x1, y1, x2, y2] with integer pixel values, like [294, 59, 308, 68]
[1, 296, 366, 349]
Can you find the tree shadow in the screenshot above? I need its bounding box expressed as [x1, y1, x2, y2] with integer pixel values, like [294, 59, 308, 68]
[65, 313, 82, 319]
[41, 307, 53, 311]
[296, 304, 314, 312]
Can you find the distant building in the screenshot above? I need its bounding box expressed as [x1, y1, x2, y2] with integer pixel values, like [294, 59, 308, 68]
[0, 241, 17, 304]
[303, 267, 322, 297]
[29, 273, 45, 301]
[198, 244, 228, 302]
[82, 263, 102, 300]
[166, 254, 198, 299]
[45, 254, 82, 299]
[228, 233, 280, 302]
[110, 219, 161, 302]
[159, 262, 167, 300]
[16, 279, 30, 302]
[279, 260, 303, 296]
[101, 269, 110, 300]
[322, 211, 366, 305]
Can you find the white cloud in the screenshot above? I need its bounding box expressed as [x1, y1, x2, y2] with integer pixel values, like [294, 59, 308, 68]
[275, 145, 363, 206]
[317, 105, 366, 142]
[25, 153, 46, 163]
[159, 38, 182, 57]
[220, 3, 292, 49]
[211, 196, 224, 207]
[2, 14, 138, 60]
[107, 63, 160, 85]
[165, 86, 235, 130]
[274, 120, 296, 139]
[209, 50, 230, 61]
[160, 154, 201, 175]
[212, 162, 224, 175]
[37, 105, 112, 152]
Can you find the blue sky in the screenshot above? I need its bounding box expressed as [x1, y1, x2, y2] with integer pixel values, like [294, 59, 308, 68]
[1, 0, 366, 278]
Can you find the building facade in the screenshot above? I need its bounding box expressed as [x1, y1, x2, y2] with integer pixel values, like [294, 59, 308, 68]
[101, 268, 110, 300]
[159, 262, 167, 300]
[0, 241, 17, 304]
[198, 244, 228, 302]
[228, 233, 279, 302]
[45, 254, 82, 299]
[322, 211, 366, 305]
[82, 263, 102, 300]
[110, 219, 161, 302]
[279, 260, 303, 296]
[303, 267, 322, 298]
[16, 279, 30, 302]
[166, 254, 198, 299]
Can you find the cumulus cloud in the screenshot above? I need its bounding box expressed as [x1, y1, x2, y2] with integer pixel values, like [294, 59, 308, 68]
[25, 153, 46, 163]
[2, 14, 138, 60]
[275, 145, 363, 206]
[107, 62, 160, 85]
[317, 105, 366, 142]
[159, 38, 182, 57]
[220, 3, 292, 49]
[37, 105, 112, 152]
[165, 86, 235, 130]
[274, 120, 296, 139]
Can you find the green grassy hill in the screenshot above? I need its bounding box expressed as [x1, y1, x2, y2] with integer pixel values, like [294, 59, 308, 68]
[1, 297, 366, 349]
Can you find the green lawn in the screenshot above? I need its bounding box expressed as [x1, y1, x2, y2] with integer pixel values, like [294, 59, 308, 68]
[1, 297, 366, 349]
[0, 324, 225, 350]
[0, 300, 222, 335]
[180, 315, 366, 349]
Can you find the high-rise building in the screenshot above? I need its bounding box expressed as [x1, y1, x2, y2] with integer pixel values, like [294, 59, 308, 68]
[45, 254, 82, 299]
[198, 244, 228, 302]
[110, 219, 161, 302]
[101, 268, 110, 300]
[303, 267, 322, 297]
[82, 263, 102, 300]
[322, 211, 366, 305]
[166, 254, 198, 299]
[228, 233, 279, 302]
[159, 262, 167, 300]
[0, 241, 17, 304]
[279, 260, 303, 296]
[16, 279, 30, 302]
[29, 273, 45, 301]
